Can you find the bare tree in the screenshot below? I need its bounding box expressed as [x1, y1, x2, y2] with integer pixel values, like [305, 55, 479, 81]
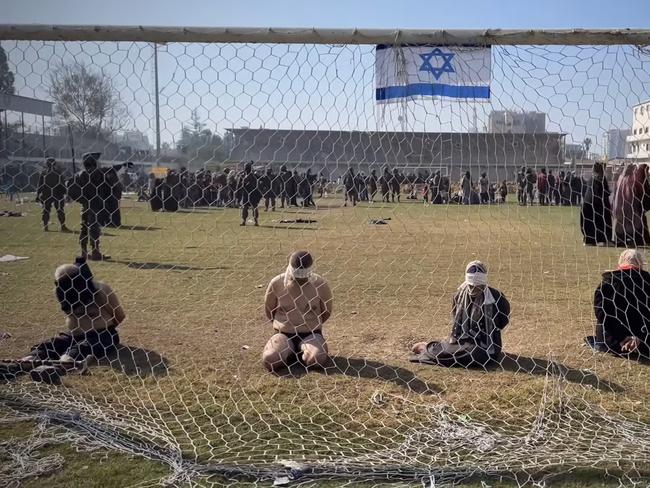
[49, 62, 127, 137]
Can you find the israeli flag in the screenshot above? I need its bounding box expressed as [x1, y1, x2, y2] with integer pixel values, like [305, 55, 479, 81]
[375, 45, 491, 103]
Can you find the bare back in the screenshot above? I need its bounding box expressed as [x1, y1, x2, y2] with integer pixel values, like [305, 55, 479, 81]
[264, 273, 333, 334]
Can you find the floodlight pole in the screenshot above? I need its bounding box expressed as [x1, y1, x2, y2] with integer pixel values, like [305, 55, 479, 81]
[67, 123, 76, 174]
[154, 42, 161, 158]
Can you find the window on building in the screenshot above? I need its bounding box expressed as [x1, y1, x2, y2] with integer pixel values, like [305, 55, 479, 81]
[646, 127, 649, 134]
[634, 129, 638, 135]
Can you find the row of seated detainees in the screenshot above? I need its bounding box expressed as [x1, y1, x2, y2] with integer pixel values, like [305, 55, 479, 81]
[22, 249, 650, 372]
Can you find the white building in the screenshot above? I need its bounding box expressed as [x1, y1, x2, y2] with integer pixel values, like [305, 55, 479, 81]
[605, 128, 631, 159]
[488, 110, 546, 133]
[627, 100, 650, 162]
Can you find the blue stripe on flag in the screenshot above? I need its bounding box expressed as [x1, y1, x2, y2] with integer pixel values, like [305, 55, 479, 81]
[376, 83, 490, 100]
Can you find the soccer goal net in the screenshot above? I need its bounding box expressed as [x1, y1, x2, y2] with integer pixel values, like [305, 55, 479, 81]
[1, 26, 650, 487]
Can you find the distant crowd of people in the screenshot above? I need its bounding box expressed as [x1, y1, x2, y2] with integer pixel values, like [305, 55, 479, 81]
[145, 164, 327, 216]
[516, 166, 586, 206]
[25, 155, 650, 254]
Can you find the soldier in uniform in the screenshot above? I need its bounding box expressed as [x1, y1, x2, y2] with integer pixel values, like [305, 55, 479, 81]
[98, 163, 126, 227]
[237, 162, 262, 226]
[343, 167, 358, 207]
[366, 169, 378, 202]
[67, 153, 110, 261]
[37, 157, 71, 233]
[279, 165, 294, 208]
[380, 168, 391, 203]
[260, 167, 276, 211]
[390, 168, 402, 203]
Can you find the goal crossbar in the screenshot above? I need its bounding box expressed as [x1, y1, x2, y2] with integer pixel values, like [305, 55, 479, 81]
[0, 25, 650, 45]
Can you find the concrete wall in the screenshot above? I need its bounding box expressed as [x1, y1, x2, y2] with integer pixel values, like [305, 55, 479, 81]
[227, 129, 565, 182]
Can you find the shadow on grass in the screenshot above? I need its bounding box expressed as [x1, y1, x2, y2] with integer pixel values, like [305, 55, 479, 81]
[258, 224, 319, 231]
[115, 224, 162, 231]
[274, 355, 438, 395]
[110, 260, 228, 271]
[100, 345, 170, 378]
[63, 230, 116, 237]
[499, 353, 624, 393]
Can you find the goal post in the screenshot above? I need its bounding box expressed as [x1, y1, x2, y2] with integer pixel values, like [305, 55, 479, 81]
[1, 25, 650, 488]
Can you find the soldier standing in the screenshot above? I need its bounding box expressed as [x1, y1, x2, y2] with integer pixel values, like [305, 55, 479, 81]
[367, 169, 378, 202]
[67, 153, 110, 261]
[380, 168, 391, 203]
[237, 162, 262, 226]
[37, 157, 71, 233]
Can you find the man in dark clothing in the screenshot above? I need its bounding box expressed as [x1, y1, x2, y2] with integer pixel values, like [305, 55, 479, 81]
[97, 164, 125, 227]
[343, 168, 358, 207]
[278, 165, 292, 208]
[379, 168, 391, 203]
[477, 172, 489, 204]
[516, 166, 526, 205]
[236, 162, 262, 226]
[430, 170, 442, 204]
[37, 157, 71, 233]
[585, 250, 650, 360]
[537, 168, 548, 206]
[67, 153, 110, 261]
[354, 171, 366, 202]
[559, 171, 571, 206]
[525, 168, 536, 205]
[226, 168, 238, 207]
[390, 168, 402, 203]
[288, 171, 299, 206]
[213, 168, 229, 207]
[366, 169, 378, 202]
[410, 261, 510, 369]
[301, 169, 316, 207]
[178, 167, 189, 208]
[548, 170, 558, 206]
[570, 172, 582, 206]
[260, 167, 277, 211]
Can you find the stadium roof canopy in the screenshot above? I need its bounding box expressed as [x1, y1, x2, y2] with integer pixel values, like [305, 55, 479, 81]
[0, 93, 53, 117]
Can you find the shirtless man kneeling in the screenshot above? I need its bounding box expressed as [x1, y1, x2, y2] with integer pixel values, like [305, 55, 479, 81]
[262, 251, 333, 371]
[23, 256, 125, 365]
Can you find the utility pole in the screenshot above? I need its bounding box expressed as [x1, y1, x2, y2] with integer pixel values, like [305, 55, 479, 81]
[154, 42, 161, 158]
[67, 123, 76, 174]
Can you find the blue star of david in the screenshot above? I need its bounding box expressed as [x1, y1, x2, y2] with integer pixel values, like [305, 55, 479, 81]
[419, 48, 455, 80]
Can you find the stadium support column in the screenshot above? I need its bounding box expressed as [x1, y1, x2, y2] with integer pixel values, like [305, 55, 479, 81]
[154, 42, 161, 158]
[41, 115, 46, 157]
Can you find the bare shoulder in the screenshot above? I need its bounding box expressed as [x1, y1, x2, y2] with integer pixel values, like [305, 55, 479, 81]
[96, 281, 118, 299]
[312, 275, 330, 289]
[267, 274, 285, 289]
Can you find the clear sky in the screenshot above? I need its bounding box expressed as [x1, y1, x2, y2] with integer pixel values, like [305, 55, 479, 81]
[3, 0, 650, 157]
[3, 0, 649, 29]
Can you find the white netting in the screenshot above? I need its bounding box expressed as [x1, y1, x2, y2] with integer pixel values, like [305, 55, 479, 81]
[1, 31, 650, 486]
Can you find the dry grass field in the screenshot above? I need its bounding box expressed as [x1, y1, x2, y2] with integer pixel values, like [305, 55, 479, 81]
[1, 193, 649, 487]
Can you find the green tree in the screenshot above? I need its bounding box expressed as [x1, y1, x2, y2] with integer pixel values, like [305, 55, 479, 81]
[49, 62, 127, 137]
[177, 109, 226, 168]
[0, 45, 15, 94]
